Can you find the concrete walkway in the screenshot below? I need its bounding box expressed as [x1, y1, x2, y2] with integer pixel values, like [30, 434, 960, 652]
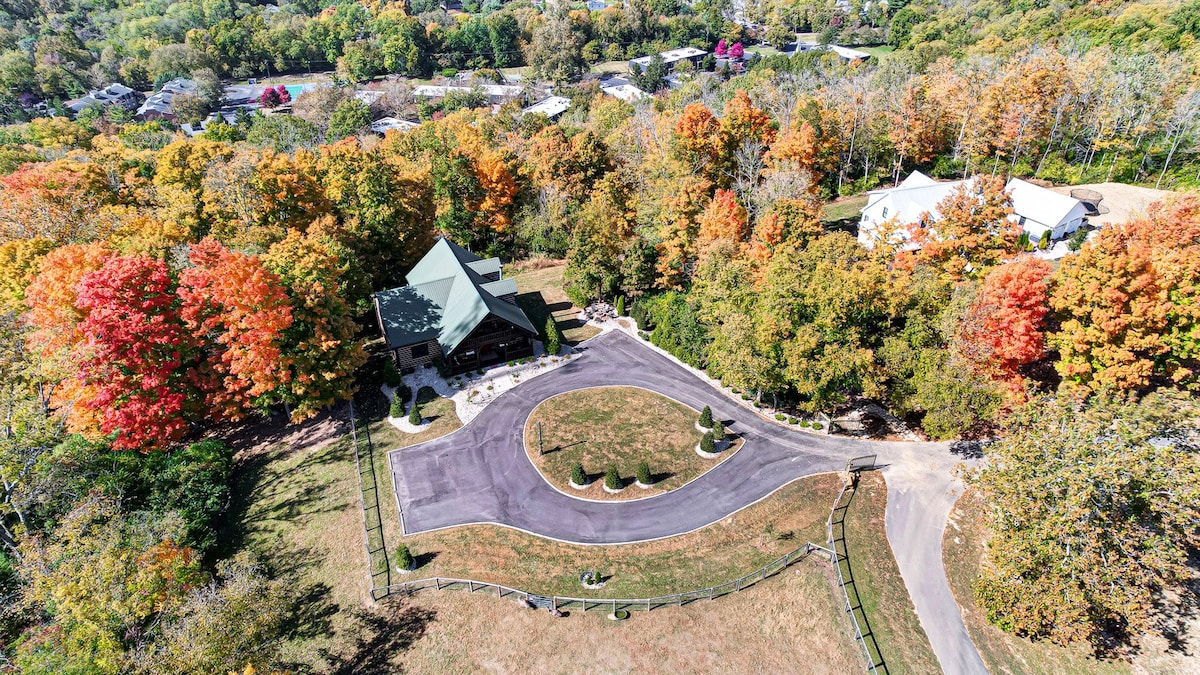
[389, 330, 986, 673]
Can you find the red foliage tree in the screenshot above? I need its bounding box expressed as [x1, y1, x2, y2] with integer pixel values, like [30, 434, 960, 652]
[729, 42, 744, 60]
[76, 256, 199, 451]
[715, 39, 728, 57]
[276, 85, 292, 104]
[959, 256, 1053, 400]
[178, 238, 294, 420]
[258, 87, 283, 108]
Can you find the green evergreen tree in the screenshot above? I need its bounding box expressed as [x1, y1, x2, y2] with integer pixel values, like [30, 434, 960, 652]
[604, 465, 621, 490]
[395, 543, 414, 571]
[408, 399, 422, 425]
[700, 431, 715, 453]
[713, 419, 725, 442]
[636, 460, 652, 485]
[545, 315, 561, 355]
[615, 294, 625, 316]
[390, 393, 405, 418]
[699, 405, 713, 428]
[571, 463, 587, 485]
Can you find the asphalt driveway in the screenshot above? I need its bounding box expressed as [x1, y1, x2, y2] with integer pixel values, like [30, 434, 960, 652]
[388, 329, 986, 674]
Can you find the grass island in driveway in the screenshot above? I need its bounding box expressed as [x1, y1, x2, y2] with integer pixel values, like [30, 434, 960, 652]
[523, 386, 741, 500]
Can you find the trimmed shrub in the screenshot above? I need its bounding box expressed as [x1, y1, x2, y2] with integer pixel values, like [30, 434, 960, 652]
[408, 400, 422, 425]
[812, 422, 823, 430]
[800, 419, 811, 428]
[699, 405, 713, 428]
[712, 420, 725, 442]
[615, 295, 625, 316]
[636, 460, 652, 485]
[604, 465, 621, 490]
[382, 361, 404, 387]
[545, 316, 561, 355]
[395, 544, 414, 571]
[571, 463, 587, 485]
[700, 432, 715, 453]
[788, 417, 798, 425]
[775, 413, 786, 421]
[390, 394, 405, 418]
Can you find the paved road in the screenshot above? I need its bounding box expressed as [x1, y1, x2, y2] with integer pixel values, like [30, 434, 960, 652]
[389, 330, 986, 673]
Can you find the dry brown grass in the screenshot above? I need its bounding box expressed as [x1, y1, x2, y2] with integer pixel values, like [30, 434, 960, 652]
[391, 562, 862, 674]
[508, 263, 602, 345]
[524, 386, 740, 501]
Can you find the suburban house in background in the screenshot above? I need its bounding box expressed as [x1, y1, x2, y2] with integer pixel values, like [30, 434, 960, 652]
[65, 83, 142, 116]
[373, 239, 537, 374]
[136, 78, 198, 120]
[628, 47, 707, 74]
[857, 171, 1088, 250]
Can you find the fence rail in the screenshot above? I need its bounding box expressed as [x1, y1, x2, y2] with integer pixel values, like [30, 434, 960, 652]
[374, 542, 820, 611]
[828, 476, 887, 675]
[348, 399, 392, 599]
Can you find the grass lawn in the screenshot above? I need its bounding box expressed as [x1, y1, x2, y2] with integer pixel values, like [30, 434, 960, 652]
[524, 385, 739, 500]
[943, 489, 1138, 675]
[843, 473, 940, 675]
[823, 194, 869, 224]
[508, 261, 602, 346]
[859, 45, 895, 58]
[590, 60, 629, 75]
[393, 559, 860, 673]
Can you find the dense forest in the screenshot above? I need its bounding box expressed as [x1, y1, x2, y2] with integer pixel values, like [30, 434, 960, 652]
[0, 0, 1198, 670]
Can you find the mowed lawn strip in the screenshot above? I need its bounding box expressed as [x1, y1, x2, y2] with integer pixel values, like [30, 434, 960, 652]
[508, 261, 602, 345]
[525, 386, 739, 500]
[397, 472, 839, 598]
[843, 472, 941, 675]
[942, 489, 1133, 675]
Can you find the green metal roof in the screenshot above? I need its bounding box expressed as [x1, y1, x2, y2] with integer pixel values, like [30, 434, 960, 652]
[373, 239, 536, 355]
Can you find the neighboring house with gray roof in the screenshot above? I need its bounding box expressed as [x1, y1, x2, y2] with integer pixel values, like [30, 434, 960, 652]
[65, 83, 142, 115]
[373, 239, 537, 373]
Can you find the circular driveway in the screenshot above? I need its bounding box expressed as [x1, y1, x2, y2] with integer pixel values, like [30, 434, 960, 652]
[388, 330, 948, 544]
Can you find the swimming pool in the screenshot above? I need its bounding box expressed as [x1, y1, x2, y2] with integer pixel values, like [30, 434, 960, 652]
[284, 83, 316, 99]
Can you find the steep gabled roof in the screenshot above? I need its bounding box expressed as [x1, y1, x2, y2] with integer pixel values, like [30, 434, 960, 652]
[374, 238, 536, 355]
[1006, 178, 1086, 227]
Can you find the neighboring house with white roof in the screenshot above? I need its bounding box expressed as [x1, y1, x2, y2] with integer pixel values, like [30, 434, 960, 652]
[628, 47, 707, 73]
[369, 117, 420, 135]
[412, 84, 524, 103]
[521, 96, 571, 119]
[857, 171, 1088, 250]
[602, 83, 650, 102]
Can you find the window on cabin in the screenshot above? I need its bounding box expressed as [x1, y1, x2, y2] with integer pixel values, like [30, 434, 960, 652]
[881, 207, 888, 218]
[1018, 216, 1027, 226]
[411, 343, 429, 358]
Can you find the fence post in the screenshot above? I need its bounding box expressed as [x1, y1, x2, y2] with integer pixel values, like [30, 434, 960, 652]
[497, 584, 501, 599]
[468, 580, 473, 592]
[435, 578, 441, 590]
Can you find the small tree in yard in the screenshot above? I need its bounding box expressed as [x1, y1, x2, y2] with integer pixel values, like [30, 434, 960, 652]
[571, 463, 587, 485]
[390, 394, 405, 418]
[700, 431, 715, 454]
[713, 420, 725, 442]
[615, 295, 625, 316]
[636, 460, 652, 485]
[395, 544, 414, 571]
[545, 316, 561, 355]
[408, 400, 422, 425]
[699, 405, 713, 429]
[604, 465, 621, 490]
